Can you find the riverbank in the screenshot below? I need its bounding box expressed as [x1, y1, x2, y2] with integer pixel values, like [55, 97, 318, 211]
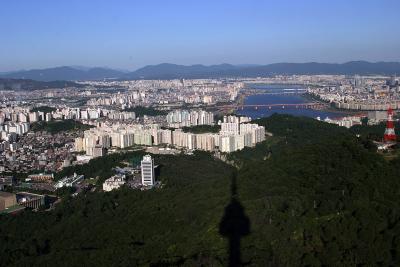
[235, 92, 357, 119]
[303, 92, 367, 116]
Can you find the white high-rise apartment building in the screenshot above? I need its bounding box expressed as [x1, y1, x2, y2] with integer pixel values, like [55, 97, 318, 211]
[240, 124, 265, 145]
[45, 113, 52, 122]
[161, 129, 172, 144]
[141, 155, 155, 186]
[134, 131, 152, 146]
[6, 122, 30, 135]
[223, 115, 251, 124]
[167, 110, 214, 127]
[234, 135, 245, 151]
[18, 113, 28, 123]
[28, 112, 39, 122]
[221, 122, 240, 135]
[172, 130, 196, 149]
[220, 136, 236, 153]
[120, 133, 134, 148]
[223, 115, 240, 124]
[74, 137, 85, 152]
[195, 134, 215, 151]
[80, 110, 89, 120]
[88, 109, 101, 119]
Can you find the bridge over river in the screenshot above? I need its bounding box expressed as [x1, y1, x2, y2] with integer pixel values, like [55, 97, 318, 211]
[218, 102, 329, 110]
[241, 89, 307, 96]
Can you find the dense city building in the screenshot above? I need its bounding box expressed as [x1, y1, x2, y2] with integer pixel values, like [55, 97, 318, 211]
[166, 110, 214, 128]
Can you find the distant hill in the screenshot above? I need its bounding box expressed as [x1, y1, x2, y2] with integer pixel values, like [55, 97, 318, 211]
[122, 63, 240, 79]
[0, 78, 83, 90]
[238, 61, 400, 76]
[0, 66, 125, 81]
[2, 61, 400, 81]
[124, 61, 400, 79]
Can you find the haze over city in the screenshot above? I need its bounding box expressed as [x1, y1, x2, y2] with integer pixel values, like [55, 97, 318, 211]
[2, 0, 400, 72]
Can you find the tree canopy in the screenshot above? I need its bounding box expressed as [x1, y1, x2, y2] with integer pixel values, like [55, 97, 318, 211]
[123, 106, 167, 117]
[30, 106, 57, 113]
[30, 120, 93, 134]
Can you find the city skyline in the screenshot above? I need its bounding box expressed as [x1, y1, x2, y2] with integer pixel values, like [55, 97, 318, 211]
[2, 0, 400, 72]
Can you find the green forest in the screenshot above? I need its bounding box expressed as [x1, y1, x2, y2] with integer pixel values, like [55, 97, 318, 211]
[30, 119, 94, 134]
[123, 106, 168, 117]
[181, 124, 221, 134]
[30, 106, 57, 113]
[1, 114, 400, 266]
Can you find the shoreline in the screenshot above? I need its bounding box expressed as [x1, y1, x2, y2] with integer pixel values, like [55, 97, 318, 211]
[302, 93, 368, 116]
[234, 90, 367, 119]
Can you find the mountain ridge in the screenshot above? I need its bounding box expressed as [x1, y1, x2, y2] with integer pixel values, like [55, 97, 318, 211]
[1, 61, 400, 81]
[0, 66, 124, 82]
[124, 61, 400, 79]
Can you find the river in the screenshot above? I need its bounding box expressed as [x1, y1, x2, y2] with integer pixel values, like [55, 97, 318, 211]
[236, 84, 349, 120]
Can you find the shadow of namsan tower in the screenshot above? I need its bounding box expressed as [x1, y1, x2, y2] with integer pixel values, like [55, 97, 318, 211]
[219, 173, 250, 267]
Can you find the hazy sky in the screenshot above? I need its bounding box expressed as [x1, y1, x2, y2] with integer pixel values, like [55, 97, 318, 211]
[1, 0, 400, 72]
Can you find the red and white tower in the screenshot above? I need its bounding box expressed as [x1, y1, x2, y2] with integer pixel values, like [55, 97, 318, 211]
[384, 107, 396, 142]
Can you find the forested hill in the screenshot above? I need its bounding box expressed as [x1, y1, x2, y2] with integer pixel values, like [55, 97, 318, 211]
[0, 78, 82, 90]
[1, 114, 400, 266]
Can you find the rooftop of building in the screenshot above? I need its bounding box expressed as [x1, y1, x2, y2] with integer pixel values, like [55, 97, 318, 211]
[16, 191, 45, 197]
[0, 191, 15, 198]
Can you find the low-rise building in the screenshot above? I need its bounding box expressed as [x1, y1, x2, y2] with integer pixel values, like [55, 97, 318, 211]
[103, 175, 126, 192]
[55, 173, 84, 188]
[0, 191, 17, 211]
[27, 173, 54, 183]
[16, 192, 45, 209]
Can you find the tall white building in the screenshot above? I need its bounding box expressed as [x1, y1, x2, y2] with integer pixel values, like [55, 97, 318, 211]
[220, 135, 236, 153]
[195, 134, 215, 151]
[29, 112, 39, 122]
[18, 113, 28, 123]
[120, 133, 134, 148]
[240, 123, 266, 145]
[167, 110, 214, 128]
[221, 122, 240, 135]
[223, 115, 251, 124]
[141, 155, 155, 186]
[45, 113, 52, 122]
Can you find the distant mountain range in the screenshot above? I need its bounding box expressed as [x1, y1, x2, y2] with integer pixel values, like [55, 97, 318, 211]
[1, 61, 400, 81]
[123, 63, 241, 80]
[124, 61, 400, 79]
[0, 66, 125, 82]
[0, 78, 83, 90]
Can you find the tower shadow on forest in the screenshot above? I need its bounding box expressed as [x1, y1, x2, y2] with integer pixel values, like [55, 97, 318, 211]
[219, 173, 250, 267]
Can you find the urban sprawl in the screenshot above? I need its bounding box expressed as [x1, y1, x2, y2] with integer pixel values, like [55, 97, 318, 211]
[0, 75, 399, 213]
